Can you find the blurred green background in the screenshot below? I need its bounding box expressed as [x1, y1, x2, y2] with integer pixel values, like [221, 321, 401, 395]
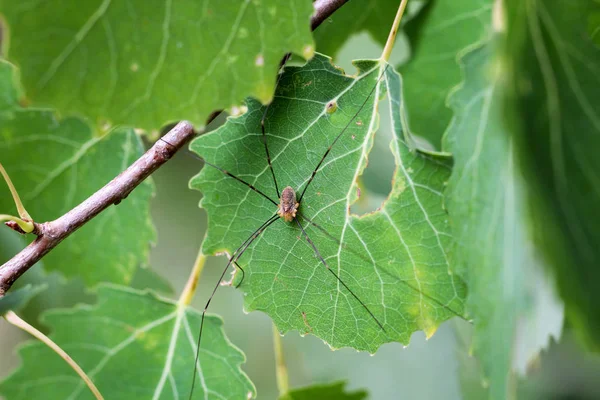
[1, 30, 600, 400]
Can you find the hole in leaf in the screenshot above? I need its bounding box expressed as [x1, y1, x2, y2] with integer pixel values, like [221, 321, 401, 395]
[350, 97, 395, 215]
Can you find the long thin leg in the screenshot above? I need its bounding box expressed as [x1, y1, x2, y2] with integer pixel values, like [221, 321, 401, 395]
[260, 53, 292, 198]
[297, 212, 463, 318]
[202, 159, 278, 206]
[158, 137, 278, 206]
[298, 211, 420, 282]
[189, 213, 280, 399]
[294, 219, 386, 332]
[297, 211, 379, 268]
[298, 65, 390, 203]
[232, 260, 245, 289]
[297, 212, 348, 253]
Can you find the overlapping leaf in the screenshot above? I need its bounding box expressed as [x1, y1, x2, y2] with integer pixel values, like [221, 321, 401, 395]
[443, 39, 563, 399]
[190, 53, 466, 353]
[281, 381, 366, 400]
[504, 0, 600, 350]
[0, 0, 315, 130]
[0, 60, 154, 285]
[0, 284, 45, 315]
[0, 285, 255, 399]
[399, 0, 493, 147]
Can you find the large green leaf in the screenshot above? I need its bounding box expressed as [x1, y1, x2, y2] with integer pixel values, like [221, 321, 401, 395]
[399, 0, 493, 148]
[281, 381, 366, 400]
[0, 60, 154, 285]
[190, 53, 466, 353]
[0, 0, 315, 130]
[0, 285, 255, 399]
[504, 0, 600, 349]
[443, 39, 563, 399]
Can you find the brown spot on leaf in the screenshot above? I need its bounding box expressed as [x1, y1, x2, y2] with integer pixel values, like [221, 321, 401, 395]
[302, 311, 313, 333]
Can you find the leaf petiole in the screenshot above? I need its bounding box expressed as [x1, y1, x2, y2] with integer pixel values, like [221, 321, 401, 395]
[273, 323, 289, 396]
[0, 162, 33, 223]
[178, 249, 208, 306]
[381, 0, 409, 62]
[0, 214, 34, 233]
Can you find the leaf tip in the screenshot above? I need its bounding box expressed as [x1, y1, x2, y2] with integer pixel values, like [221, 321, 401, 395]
[424, 324, 438, 340]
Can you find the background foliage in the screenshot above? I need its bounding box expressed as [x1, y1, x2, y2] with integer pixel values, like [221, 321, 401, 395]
[0, 0, 599, 399]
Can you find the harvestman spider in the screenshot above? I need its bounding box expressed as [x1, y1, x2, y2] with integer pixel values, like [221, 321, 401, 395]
[162, 58, 390, 399]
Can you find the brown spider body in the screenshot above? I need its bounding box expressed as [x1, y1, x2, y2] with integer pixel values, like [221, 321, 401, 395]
[278, 186, 299, 222]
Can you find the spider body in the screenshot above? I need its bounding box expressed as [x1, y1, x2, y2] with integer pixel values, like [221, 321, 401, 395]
[277, 186, 299, 222]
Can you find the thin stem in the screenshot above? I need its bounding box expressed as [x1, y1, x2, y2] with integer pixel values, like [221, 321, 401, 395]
[179, 250, 207, 307]
[0, 121, 195, 297]
[0, 214, 34, 233]
[493, 0, 505, 32]
[381, 0, 409, 62]
[0, 162, 32, 222]
[272, 323, 289, 396]
[4, 311, 104, 400]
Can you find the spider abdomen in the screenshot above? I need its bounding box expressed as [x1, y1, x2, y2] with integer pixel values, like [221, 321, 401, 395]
[278, 186, 299, 222]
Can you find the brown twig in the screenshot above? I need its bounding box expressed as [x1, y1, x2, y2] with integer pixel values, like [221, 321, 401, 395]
[311, 0, 350, 30]
[0, 121, 195, 296]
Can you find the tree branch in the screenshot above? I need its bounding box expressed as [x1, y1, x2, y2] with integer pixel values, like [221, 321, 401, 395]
[0, 121, 195, 296]
[311, 0, 350, 30]
[0, 0, 351, 297]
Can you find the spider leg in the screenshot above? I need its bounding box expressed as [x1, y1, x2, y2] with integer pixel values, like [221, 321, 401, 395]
[294, 218, 386, 332]
[158, 138, 278, 206]
[189, 213, 279, 399]
[232, 260, 245, 289]
[260, 52, 292, 198]
[298, 64, 390, 202]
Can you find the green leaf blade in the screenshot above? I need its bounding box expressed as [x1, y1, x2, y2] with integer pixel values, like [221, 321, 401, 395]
[444, 38, 564, 398]
[505, 0, 600, 349]
[282, 381, 367, 400]
[0, 286, 255, 399]
[0, 0, 315, 130]
[399, 0, 494, 148]
[191, 53, 465, 353]
[444, 40, 518, 399]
